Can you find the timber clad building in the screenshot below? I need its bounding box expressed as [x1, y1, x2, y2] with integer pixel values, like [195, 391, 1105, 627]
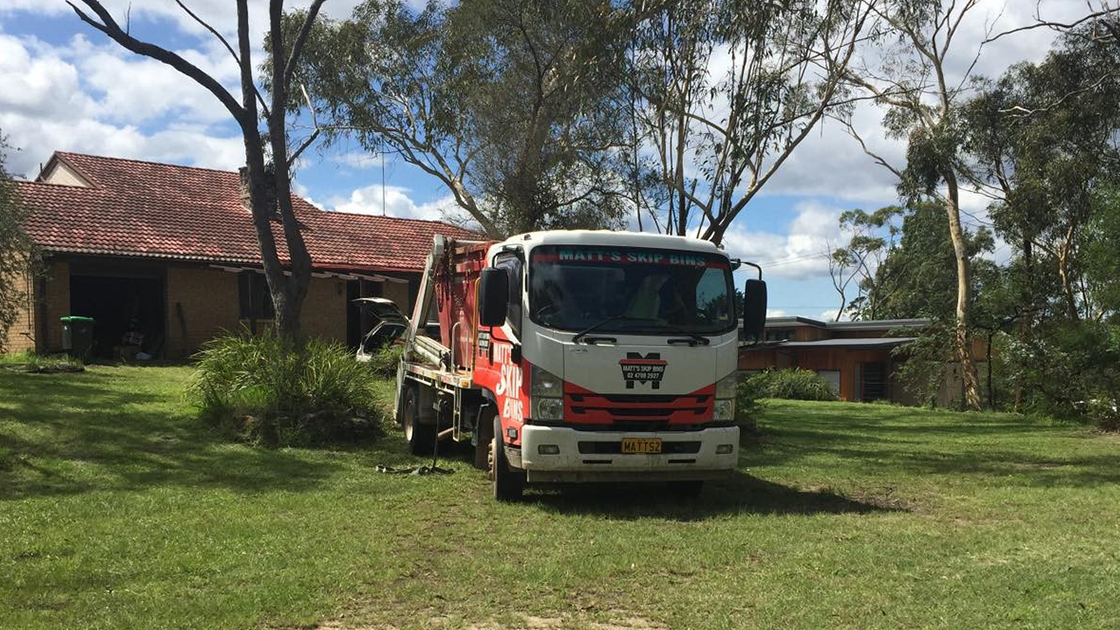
[741, 317, 922, 405]
[739, 316, 989, 406]
[4, 152, 480, 358]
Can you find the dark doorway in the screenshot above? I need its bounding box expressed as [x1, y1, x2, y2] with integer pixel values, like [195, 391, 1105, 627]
[70, 275, 165, 359]
[860, 361, 887, 401]
[346, 279, 382, 350]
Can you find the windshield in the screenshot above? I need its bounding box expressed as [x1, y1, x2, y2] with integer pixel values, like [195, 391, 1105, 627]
[528, 245, 735, 335]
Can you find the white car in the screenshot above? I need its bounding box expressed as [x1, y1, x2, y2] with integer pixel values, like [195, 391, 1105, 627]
[353, 297, 439, 362]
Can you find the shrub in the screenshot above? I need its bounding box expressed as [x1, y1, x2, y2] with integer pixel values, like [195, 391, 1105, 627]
[191, 332, 385, 446]
[734, 377, 765, 437]
[742, 368, 838, 401]
[367, 343, 403, 377]
[1004, 320, 1120, 431]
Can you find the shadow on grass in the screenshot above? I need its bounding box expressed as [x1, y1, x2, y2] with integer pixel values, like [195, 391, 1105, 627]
[522, 470, 904, 521]
[0, 368, 382, 501]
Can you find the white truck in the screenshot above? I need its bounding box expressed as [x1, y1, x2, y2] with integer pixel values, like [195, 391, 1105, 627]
[394, 230, 767, 500]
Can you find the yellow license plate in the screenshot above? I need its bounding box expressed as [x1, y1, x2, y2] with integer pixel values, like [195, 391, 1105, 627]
[621, 438, 662, 454]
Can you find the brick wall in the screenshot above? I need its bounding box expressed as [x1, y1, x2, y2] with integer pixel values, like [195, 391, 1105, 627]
[2, 269, 36, 353]
[381, 280, 411, 315]
[300, 276, 347, 344]
[166, 266, 240, 358]
[13, 259, 384, 358]
[165, 266, 350, 356]
[41, 261, 71, 353]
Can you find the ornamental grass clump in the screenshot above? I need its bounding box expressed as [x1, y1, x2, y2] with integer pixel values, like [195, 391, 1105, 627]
[191, 332, 384, 447]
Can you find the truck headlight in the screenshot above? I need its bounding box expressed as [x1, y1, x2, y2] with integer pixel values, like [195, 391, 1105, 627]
[714, 372, 738, 421]
[531, 364, 564, 421]
[531, 364, 563, 397]
[713, 399, 735, 422]
[715, 371, 739, 399]
[534, 397, 564, 421]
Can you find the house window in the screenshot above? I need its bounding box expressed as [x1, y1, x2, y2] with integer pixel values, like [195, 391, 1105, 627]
[238, 272, 275, 320]
[815, 370, 841, 396]
[766, 329, 794, 342]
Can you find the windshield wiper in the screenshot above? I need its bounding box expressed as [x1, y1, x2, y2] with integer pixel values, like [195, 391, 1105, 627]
[572, 316, 711, 345]
[661, 324, 711, 346]
[571, 315, 654, 344]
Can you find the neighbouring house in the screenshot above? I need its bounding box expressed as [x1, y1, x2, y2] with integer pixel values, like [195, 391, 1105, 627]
[3, 151, 481, 359]
[739, 316, 988, 406]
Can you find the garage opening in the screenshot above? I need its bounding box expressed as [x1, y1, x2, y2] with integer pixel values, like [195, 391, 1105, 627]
[70, 275, 165, 359]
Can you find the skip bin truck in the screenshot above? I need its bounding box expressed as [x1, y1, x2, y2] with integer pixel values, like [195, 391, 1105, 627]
[394, 230, 767, 500]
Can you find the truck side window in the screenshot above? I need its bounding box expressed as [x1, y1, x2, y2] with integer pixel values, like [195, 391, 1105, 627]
[494, 253, 523, 338]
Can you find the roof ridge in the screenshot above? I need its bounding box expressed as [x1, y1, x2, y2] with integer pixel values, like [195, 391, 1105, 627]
[326, 208, 473, 227]
[14, 179, 108, 191]
[55, 151, 242, 176]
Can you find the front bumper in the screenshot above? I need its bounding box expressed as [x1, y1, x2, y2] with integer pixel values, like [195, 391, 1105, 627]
[518, 425, 739, 483]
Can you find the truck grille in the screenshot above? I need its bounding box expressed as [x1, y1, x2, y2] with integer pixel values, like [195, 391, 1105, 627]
[563, 385, 714, 426]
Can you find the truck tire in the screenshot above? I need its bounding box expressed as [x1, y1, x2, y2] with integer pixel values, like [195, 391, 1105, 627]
[402, 383, 434, 456]
[490, 413, 524, 501]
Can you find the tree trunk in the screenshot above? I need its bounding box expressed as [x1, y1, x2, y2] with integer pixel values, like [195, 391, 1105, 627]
[943, 170, 983, 411]
[1014, 234, 1032, 410]
[1057, 227, 1079, 321]
[986, 331, 994, 409]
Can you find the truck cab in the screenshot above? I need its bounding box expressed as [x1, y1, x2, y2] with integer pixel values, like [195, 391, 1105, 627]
[394, 230, 766, 500]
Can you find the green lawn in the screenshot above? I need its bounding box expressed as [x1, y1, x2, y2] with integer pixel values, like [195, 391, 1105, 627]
[1, 366, 1118, 630]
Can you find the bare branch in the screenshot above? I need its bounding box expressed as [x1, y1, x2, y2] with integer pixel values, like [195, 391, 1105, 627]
[984, 6, 1118, 43]
[175, 0, 239, 65]
[68, 0, 246, 124]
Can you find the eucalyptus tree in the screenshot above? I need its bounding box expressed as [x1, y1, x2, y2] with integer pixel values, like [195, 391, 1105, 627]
[68, 0, 326, 339]
[840, 0, 990, 410]
[291, 0, 644, 237]
[628, 0, 874, 243]
[827, 206, 903, 321]
[961, 26, 1120, 323]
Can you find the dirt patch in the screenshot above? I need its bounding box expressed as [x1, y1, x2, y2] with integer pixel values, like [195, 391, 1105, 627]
[467, 616, 667, 630]
[309, 613, 667, 630]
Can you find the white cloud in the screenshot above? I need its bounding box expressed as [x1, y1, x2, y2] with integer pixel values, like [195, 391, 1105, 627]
[330, 151, 385, 170]
[0, 32, 243, 178]
[722, 200, 848, 280]
[766, 309, 788, 318]
[0, 35, 95, 120]
[328, 183, 466, 223]
[70, 35, 237, 125]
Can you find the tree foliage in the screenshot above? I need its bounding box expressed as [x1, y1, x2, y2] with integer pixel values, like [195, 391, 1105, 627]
[628, 0, 872, 242]
[0, 135, 38, 353]
[961, 27, 1120, 323]
[292, 0, 635, 237]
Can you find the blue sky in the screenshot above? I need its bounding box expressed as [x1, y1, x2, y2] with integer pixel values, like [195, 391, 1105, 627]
[0, 1, 1080, 321]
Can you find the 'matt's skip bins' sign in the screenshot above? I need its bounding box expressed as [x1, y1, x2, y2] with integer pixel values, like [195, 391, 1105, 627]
[533, 248, 727, 268]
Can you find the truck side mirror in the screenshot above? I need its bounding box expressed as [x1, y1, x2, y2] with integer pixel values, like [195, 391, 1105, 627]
[479, 267, 509, 327]
[743, 279, 767, 341]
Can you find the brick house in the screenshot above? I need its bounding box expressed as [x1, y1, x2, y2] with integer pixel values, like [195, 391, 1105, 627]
[739, 316, 988, 406]
[4, 152, 480, 358]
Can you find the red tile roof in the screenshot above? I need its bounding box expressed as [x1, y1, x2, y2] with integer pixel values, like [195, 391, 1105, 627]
[16, 152, 485, 272]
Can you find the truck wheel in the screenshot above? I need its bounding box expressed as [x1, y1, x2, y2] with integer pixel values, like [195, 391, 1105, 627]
[473, 406, 494, 470]
[669, 480, 704, 498]
[490, 413, 524, 501]
[402, 384, 434, 456]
